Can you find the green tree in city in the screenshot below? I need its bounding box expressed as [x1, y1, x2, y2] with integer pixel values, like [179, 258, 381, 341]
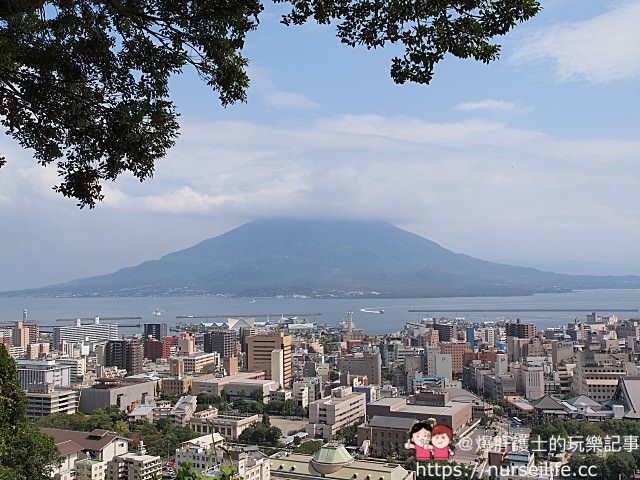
[0, 345, 61, 479]
[294, 441, 322, 455]
[0, 0, 540, 207]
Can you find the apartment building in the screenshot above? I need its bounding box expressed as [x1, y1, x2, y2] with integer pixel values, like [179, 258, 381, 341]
[107, 452, 161, 480]
[53, 319, 118, 348]
[105, 339, 143, 376]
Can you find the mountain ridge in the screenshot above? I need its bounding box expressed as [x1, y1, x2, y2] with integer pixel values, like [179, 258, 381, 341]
[5, 218, 640, 298]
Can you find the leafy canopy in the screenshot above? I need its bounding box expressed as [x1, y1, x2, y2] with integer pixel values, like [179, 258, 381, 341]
[0, 345, 61, 479]
[0, 0, 540, 207]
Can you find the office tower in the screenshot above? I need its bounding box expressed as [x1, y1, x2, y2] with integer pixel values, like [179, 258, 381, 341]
[203, 329, 237, 358]
[143, 323, 167, 342]
[247, 332, 292, 386]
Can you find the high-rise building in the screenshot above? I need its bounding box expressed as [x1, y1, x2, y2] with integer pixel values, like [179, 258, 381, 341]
[433, 321, 455, 342]
[247, 332, 291, 386]
[53, 318, 118, 349]
[440, 342, 471, 375]
[204, 329, 237, 358]
[105, 339, 143, 375]
[336, 352, 382, 385]
[142, 323, 167, 342]
[11, 321, 30, 348]
[466, 327, 475, 352]
[505, 319, 537, 339]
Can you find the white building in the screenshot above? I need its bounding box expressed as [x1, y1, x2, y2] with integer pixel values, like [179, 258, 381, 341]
[16, 360, 71, 389]
[176, 434, 270, 480]
[107, 452, 161, 480]
[53, 318, 118, 349]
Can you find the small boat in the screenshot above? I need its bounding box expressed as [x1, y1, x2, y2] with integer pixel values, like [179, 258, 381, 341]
[153, 308, 162, 316]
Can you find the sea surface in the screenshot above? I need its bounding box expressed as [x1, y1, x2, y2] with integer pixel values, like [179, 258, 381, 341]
[2, 289, 640, 336]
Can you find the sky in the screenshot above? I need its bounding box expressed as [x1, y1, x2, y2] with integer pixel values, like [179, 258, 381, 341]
[2, 0, 640, 291]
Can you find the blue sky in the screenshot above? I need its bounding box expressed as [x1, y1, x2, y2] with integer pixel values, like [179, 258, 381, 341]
[2, 0, 640, 290]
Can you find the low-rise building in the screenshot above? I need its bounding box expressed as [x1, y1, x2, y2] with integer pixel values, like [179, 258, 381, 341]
[171, 352, 220, 374]
[75, 458, 108, 480]
[26, 383, 78, 420]
[107, 452, 161, 480]
[366, 396, 472, 437]
[188, 410, 261, 441]
[162, 376, 195, 396]
[79, 378, 155, 413]
[357, 416, 416, 457]
[40, 428, 129, 463]
[175, 433, 227, 471]
[170, 395, 197, 426]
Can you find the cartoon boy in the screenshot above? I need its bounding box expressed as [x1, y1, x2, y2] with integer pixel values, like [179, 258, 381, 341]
[404, 419, 435, 460]
[430, 424, 454, 460]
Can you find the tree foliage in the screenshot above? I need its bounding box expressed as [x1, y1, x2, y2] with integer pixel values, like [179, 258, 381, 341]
[0, 0, 540, 207]
[237, 421, 282, 446]
[0, 345, 61, 479]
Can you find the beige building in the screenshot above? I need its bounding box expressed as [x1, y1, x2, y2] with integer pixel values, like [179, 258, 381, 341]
[161, 376, 195, 396]
[107, 452, 161, 480]
[26, 383, 78, 420]
[307, 386, 366, 440]
[440, 342, 471, 375]
[170, 352, 220, 374]
[188, 409, 261, 441]
[191, 371, 268, 397]
[76, 458, 107, 480]
[247, 332, 292, 386]
[571, 351, 636, 402]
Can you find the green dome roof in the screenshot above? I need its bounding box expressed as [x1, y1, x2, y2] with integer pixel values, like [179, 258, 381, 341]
[310, 444, 354, 475]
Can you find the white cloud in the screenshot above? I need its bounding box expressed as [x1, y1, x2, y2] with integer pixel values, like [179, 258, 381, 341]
[248, 66, 320, 110]
[454, 100, 516, 112]
[4, 112, 640, 289]
[263, 91, 320, 110]
[513, 2, 640, 83]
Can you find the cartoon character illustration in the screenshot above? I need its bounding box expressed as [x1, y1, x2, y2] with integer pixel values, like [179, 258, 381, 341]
[404, 418, 435, 460]
[430, 424, 454, 460]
